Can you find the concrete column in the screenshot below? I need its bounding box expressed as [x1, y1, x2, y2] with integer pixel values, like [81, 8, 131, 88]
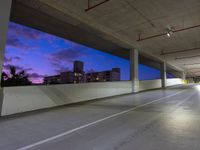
[0, 0, 12, 80]
[182, 72, 186, 80]
[182, 72, 186, 84]
[0, 0, 12, 116]
[161, 62, 167, 88]
[130, 49, 139, 93]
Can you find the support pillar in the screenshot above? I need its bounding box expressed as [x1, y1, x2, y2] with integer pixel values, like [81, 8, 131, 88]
[0, 0, 12, 115]
[182, 72, 186, 80]
[0, 0, 12, 80]
[182, 72, 186, 84]
[130, 49, 139, 93]
[161, 62, 167, 88]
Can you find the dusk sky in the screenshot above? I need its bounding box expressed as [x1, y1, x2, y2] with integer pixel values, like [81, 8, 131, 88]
[3, 22, 161, 84]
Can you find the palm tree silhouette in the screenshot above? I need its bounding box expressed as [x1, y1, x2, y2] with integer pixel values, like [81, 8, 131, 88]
[1, 66, 32, 86]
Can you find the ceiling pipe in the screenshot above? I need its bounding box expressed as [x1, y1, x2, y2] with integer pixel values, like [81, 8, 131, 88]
[85, 0, 110, 12]
[175, 54, 200, 60]
[161, 47, 200, 55]
[185, 66, 200, 70]
[137, 24, 200, 42]
[184, 63, 200, 66]
[188, 68, 200, 71]
[191, 71, 200, 74]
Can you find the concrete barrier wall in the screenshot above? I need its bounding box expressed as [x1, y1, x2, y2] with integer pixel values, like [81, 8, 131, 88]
[166, 78, 183, 86]
[1, 78, 183, 116]
[1, 81, 132, 116]
[139, 79, 162, 91]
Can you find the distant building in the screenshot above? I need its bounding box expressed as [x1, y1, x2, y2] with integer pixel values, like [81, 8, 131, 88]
[60, 71, 74, 83]
[73, 61, 85, 83]
[44, 61, 120, 85]
[86, 68, 120, 82]
[111, 68, 120, 81]
[44, 61, 85, 84]
[74, 61, 83, 73]
[44, 75, 61, 85]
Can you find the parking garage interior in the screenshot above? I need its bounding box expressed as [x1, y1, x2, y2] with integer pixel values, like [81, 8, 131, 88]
[0, 0, 200, 150]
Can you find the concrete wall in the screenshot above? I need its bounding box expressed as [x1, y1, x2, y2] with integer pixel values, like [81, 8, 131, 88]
[139, 79, 162, 91]
[187, 77, 194, 83]
[1, 81, 132, 116]
[166, 78, 183, 86]
[1, 78, 183, 116]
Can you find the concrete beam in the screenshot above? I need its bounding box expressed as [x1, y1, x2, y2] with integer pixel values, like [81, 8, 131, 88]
[130, 49, 139, 93]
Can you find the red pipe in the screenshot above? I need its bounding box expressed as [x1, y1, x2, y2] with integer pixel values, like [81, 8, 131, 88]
[175, 54, 200, 60]
[137, 32, 166, 41]
[184, 63, 200, 66]
[85, 0, 110, 12]
[137, 24, 200, 42]
[161, 47, 200, 55]
[174, 24, 200, 33]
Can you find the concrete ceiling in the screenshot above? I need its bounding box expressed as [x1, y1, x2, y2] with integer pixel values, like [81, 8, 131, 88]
[10, 0, 200, 76]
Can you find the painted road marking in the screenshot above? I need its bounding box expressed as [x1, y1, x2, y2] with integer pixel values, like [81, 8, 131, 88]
[17, 90, 186, 150]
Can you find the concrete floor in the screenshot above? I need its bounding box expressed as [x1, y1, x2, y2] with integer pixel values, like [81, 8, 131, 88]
[0, 84, 200, 150]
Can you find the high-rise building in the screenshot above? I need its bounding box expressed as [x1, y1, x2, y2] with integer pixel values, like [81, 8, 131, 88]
[73, 61, 85, 83]
[111, 68, 120, 81]
[44, 61, 85, 84]
[73, 61, 83, 73]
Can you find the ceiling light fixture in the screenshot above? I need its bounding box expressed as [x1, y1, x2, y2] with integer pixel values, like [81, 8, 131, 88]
[166, 27, 174, 37]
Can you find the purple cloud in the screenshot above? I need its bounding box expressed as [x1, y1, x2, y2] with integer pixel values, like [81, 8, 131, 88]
[47, 48, 87, 73]
[4, 57, 12, 63]
[13, 56, 21, 60]
[49, 48, 86, 63]
[6, 36, 30, 49]
[86, 69, 95, 73]
[3, 64, 23, 71]
[2, 64, 33, 74]
[6, 36, 22, 46]
[8, 22, 41, 40]
[28, 73, 44, 78]
[4, 56, 21, 64]
[2, 64, 41, 83]
[28, 73, 44, 84]
[55, 66, 70, 73]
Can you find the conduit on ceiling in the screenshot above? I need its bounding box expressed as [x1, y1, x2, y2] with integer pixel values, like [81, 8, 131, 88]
[184, 63, 200, 66]
[85, 0, 110, 12]
[176, 54, 200, 60]
[161, 47, 200, 55]
[137, 24, 200, 42]
[191, 71, 200, 73]
[189, 68, 200, 71]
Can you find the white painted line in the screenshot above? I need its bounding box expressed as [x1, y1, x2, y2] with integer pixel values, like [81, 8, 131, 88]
[17, 90, 185, 150]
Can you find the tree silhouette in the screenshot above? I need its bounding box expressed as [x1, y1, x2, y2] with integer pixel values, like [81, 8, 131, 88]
[1, 66, 32, 87]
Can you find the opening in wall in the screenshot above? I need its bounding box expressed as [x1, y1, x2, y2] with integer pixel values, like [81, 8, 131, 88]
[2, 22, 130, 87]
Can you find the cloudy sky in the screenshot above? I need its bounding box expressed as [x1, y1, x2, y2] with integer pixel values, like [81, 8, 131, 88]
[3, 22, 161, 84]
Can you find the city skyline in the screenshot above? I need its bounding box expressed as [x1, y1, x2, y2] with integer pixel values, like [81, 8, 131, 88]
[44, 60, 121, 85]
[3, 22, 162, 84]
